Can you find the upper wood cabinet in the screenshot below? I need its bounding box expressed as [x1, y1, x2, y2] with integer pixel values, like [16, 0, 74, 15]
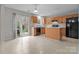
[31, 16, 37, 23]
[45, 16, 66, 25]
[45, 13, 78, 25]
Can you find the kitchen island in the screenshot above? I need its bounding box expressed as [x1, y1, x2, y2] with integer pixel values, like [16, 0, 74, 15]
[45, 27, 65, 40]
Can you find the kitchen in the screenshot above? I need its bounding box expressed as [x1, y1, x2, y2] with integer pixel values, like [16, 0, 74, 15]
[31, 13, 79, 40]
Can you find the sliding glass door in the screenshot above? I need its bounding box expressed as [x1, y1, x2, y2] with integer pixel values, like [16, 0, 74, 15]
[15, 14, 28, 37]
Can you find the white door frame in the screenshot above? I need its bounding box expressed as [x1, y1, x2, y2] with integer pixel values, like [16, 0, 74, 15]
[13, 13, 30, 38]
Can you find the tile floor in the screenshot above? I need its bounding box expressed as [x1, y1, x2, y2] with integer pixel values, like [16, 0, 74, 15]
[0, 35, 78, 54]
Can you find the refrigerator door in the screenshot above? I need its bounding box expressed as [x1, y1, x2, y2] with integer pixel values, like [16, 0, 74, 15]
[71, 17, 78, 39]
[78, 17, 79, 39]
[66, 17, 78, 39]
[66, 18, 72, 37]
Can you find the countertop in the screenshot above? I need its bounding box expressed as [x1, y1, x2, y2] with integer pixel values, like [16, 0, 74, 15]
[46, 26, 65, 28]
[46, 25, 65, 28]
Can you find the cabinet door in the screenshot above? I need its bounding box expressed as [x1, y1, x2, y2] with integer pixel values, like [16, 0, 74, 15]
[31, 16, 37, 23]
[41, 28, 45, 34]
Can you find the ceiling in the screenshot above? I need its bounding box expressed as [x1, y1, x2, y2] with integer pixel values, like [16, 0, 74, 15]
[4, 4, 79, 16]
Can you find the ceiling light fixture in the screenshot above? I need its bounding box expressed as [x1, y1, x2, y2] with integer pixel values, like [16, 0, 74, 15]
[34, 4, 38, 14]
[34, 9, 38, 13]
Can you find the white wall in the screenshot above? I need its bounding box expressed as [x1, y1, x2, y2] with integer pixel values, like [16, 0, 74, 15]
[0, 5, 32, 41]
[0, 5, 6, 41]
[0, 5, 1, 40]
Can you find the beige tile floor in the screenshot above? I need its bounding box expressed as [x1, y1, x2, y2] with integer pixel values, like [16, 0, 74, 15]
[0, 35, 78, 54]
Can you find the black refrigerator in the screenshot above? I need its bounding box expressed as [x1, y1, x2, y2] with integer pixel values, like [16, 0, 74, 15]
[66, 17, 78, 39]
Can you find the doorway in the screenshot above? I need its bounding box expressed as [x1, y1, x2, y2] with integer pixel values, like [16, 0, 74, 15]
[14, 13, 29, 37]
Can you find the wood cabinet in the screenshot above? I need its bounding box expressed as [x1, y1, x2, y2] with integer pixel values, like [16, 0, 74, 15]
[41, 28, 45, 34]
[31, 16, 37, 23]
[45, 28, 64, 40]
[32, 27, 45, 36]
